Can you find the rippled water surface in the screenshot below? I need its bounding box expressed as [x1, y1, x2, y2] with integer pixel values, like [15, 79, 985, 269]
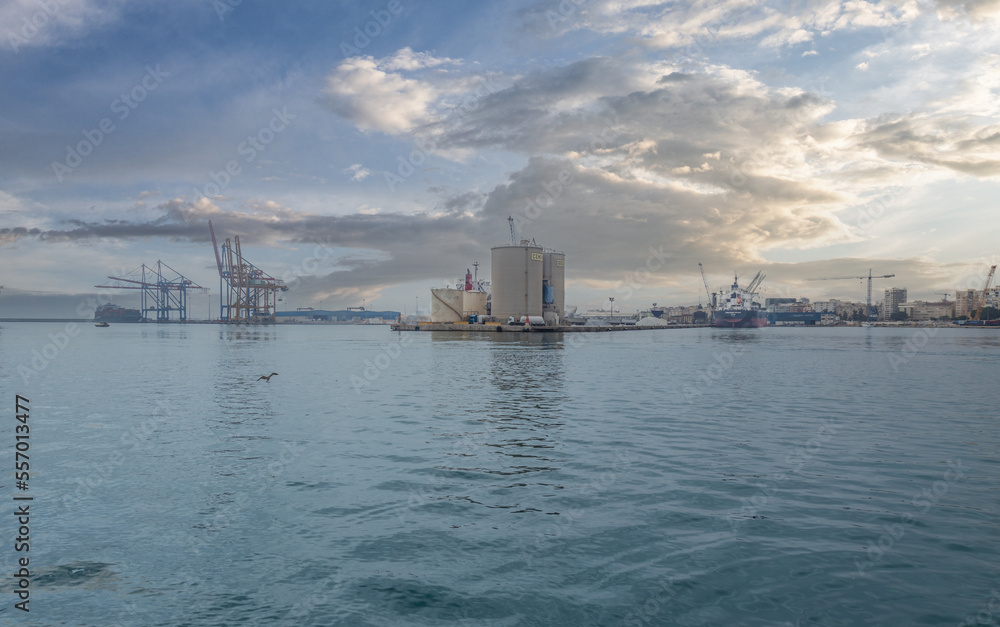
[1, 323, 998, 626]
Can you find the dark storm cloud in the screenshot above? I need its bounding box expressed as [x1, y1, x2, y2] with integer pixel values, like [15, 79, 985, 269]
[0, 198, 494, 299]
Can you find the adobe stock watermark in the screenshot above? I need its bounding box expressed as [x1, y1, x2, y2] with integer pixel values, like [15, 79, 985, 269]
[676, 0, 762, 61]
[544, 0, 589, 31]
[621, 574, 681, 627]
[192, 107, 295, 199]
[887, 326, 941, 372]
[213, 0, 242, 22]
[727, 416, 841, 533]
[384, 74, 503, 191]
[682, 345, 743, 403]
[856, 186, 905, 231]
[350, 334, 414, 394]
[853, 460, 965, 578]
[519, 449, 635, 568]
[17, 323, 80, 384]
[182, 441, 302, 554]
[51, 65, 170, 182]
[339, 0, 408, 57]
[614, 246, 671, 302]
[6, 0, 70, 53]
[59, 400, 174, 511]
[17, 290, 121, 384]
[510, 113, 621, 235]
[956, 588, 1000, 627]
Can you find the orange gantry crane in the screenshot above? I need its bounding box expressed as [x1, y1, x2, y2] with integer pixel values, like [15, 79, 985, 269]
[970, 265, 997, 322]
[209, 220, 287, 323]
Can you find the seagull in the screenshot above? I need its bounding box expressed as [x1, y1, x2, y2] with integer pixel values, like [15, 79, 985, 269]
[256, 373, 278, 382]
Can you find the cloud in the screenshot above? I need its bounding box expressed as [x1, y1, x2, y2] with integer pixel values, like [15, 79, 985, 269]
[323, 49, 460, 135]
[519, 0, 921, 50]
[0, 198, 492, 302]
[933, 0, 1000, 19]
[343, 163, 371, 181]
[853, 115, 1000, 176]
[379, 47, 459, 71]
[1, 0, 127, 52]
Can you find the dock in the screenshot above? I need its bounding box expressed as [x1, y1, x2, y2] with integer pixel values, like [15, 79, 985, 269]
[390, 322, 704, 332]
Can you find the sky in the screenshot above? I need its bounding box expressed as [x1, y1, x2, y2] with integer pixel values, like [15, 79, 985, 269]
[1, 0, 999, 318]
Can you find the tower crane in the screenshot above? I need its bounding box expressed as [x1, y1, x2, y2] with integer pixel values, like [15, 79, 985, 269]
[807, 269, 895, 321]
[970, 265, 997, 321]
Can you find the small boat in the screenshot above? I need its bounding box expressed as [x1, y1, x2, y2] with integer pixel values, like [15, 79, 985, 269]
[95, 322, 110, 327]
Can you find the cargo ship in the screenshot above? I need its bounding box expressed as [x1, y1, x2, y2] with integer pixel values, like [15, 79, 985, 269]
[94, 303, 142, 323]
[714, 272, 766, 328]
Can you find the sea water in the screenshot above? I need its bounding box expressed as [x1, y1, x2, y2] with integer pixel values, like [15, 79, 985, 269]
[0, 323, 997, 626]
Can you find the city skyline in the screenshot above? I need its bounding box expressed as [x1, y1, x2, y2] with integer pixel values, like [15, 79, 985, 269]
[1, 1, 999, 317]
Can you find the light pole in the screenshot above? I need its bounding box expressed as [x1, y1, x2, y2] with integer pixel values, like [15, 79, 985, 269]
[609, 297, 615, 321]
[415, 296, 419, 317]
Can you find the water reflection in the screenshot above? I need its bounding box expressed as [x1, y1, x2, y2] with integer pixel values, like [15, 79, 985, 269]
[216, 326, 278, 342]
[427, 332, 568, 511]
[710, 328, 762, 345]
[210, 329, 276, 428]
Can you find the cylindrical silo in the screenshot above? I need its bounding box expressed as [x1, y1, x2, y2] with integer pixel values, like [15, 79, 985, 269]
[431, 288, 465, 322]
[491, 245, 543, 322]
[463, 291, 488, 318]
[542, 251, 565, 325]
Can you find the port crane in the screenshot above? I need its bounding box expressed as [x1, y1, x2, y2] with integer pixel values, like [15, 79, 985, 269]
[970, 265, 997, 321]
[96, 261, 204, 321]
[209, 220, 287, 322]
[698, 263, 715, 308]
[807, 269, 894, 321]
[744, 270, 766, 298]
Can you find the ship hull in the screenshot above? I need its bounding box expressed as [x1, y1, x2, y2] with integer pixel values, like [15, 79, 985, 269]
[714, 310, 766, 328]
[95, 304, 142, 323]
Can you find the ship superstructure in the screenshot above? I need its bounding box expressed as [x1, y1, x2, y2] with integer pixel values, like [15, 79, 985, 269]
[714, 271, 766, 328]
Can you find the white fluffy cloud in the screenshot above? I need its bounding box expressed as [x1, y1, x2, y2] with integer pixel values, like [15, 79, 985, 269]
[323, 48, 461, 135]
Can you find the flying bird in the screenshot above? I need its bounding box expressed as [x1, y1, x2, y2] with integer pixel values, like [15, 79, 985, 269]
[256, 373, 278, 382]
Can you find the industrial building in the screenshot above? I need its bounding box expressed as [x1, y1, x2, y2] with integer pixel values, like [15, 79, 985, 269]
[490, 241, 565, 325]
[430, 266, 490, 323]
[767, 312, 823, 325]
[898, 301, 953, 321]
[275, 309, 398, 323]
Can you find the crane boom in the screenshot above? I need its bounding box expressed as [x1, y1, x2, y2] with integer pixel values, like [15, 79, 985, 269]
[698, 263, 713, 307]
[209, 220, 224, 278]
[971, 265, 997, 321]
[745, 271, 765, 295]
[806, 269, 895, 321]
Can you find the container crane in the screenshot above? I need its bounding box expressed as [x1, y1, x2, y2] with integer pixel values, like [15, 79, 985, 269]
[970, 265, 997, 321]
[807, 269, 895, 321]
[96, 261, 204, 321]
[209, 220, 287, 322]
